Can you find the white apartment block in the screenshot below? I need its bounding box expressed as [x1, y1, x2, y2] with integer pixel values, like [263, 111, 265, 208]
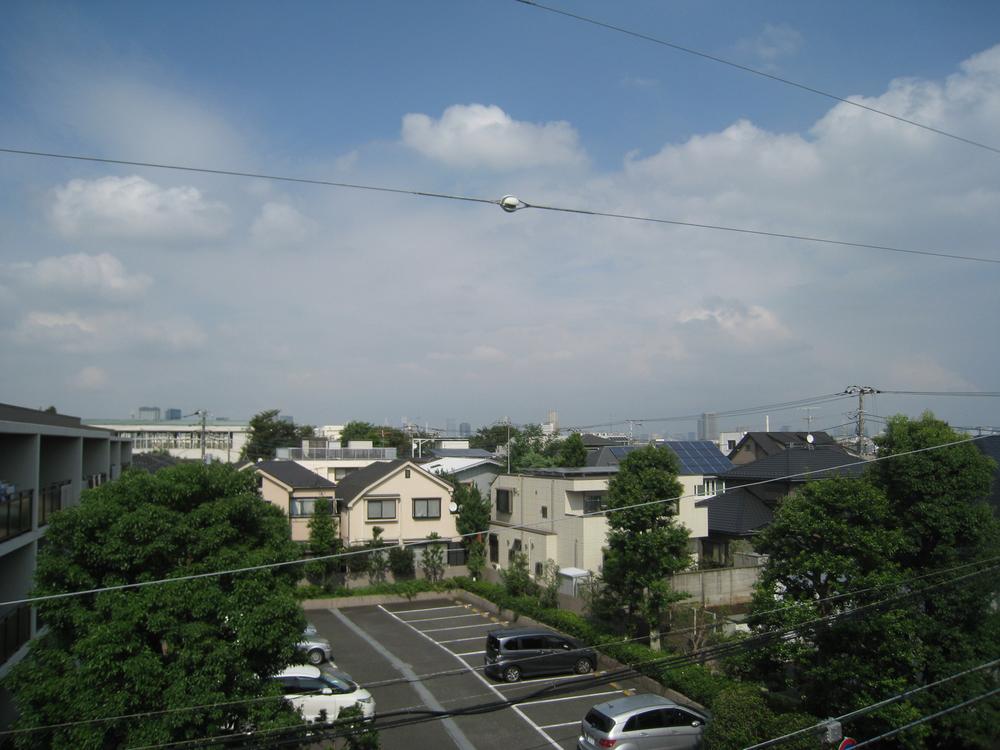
[85, 416, 248, 463]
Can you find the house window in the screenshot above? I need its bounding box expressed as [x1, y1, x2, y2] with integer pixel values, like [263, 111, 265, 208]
[367, 499, 397, 520]
[583, 495, 604, 514]
[540, 505, 548, 519]
[704, 478, 718, 496]
[496, 488, 512, 514]
[534, 562, 543, 576]
[695, 484, 706, 496]
[727, 439, 737, 451]
[447, 541, 467, 566]
[289, 498, 318, 517]
[405, 469, 411, 478]
[413, 498, 441, 519]
[489, 533, 499, 563]
[508, 538, 522, 563]
[333, 467, 356, 481]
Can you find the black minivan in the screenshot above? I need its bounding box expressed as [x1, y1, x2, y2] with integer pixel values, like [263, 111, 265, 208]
[485, 627, 597, 682]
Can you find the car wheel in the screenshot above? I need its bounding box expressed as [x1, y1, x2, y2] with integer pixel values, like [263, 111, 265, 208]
[503, 665, 522, 683]
[307, 648, 325, 665]
[574, 658, 594, 675]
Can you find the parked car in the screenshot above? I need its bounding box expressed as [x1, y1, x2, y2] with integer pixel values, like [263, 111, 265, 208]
[577, 693, 709, 750]
[298, 622, 333, 665]
[271, 663, 375, 722]
[484, 627, 597, 683]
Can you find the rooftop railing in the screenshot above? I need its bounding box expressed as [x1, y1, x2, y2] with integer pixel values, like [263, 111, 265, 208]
[277, 447, 397, 461]
[1, 489, 33, 542]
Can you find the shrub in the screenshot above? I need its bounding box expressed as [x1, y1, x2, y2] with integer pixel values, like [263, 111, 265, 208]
[388, 547, 415, 579]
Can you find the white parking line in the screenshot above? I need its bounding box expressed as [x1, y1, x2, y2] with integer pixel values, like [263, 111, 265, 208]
[402, 613, 485, 623]
[495, 673, 599, 688]
[437, 635, 486, 644]
[455, 650, 485, 657]
[517, 690, 621, 708]
[386, 604, 466, 614]
[421, 622, 496, 633]
[540, 721, 581, 730]
[378, 605, 561, 750]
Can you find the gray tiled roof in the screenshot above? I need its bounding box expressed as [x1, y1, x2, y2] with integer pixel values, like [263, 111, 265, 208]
[732, 431, 836, 458]
[696, 487, 774, 535]
[333, 459, 407, 503]
[722, 445, 863, 481]
[255, 460, 335, 489]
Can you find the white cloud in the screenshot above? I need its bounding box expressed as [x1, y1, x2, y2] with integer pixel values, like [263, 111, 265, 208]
[50, 175, 230, 242]
[401, 104, 586, 169]
[69, 366, 108, 390]
[10, 253, 150, 299]
[250, 202, 316, 247]
[737, 23, 803, 64]
[678, 299, 791, 342]
[16, 310, 207, 354]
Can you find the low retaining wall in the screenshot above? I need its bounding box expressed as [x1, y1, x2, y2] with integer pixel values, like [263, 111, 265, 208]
[670, 565, 762, 606]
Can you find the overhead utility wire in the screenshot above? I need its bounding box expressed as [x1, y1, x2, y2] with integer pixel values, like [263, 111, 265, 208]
[115, 563, 1000, 750]
[741, 658, 1000, 749]
[9, 555, 996, 741]
[2, 433, 995, 609]
[2, 146, 999, 266]
[851, 688, 1000, 748]
[513, 0, 1000, 157]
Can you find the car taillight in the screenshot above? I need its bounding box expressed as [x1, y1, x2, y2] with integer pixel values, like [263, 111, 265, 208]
[598, 740, 616, 748]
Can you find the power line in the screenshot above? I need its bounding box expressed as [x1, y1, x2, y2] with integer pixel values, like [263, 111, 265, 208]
[3, 146, 999, 266]
[512, 0, 1000, 157]
[851, 687, 1000, 749]
[2, 432, 995, 609]
[880, 389, 1000, 397]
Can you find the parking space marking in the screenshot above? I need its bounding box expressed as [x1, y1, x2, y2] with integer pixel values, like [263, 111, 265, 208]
[386, 604, 466, 614]
[438, 635, 486, 644]
[421, 622, 497, 633]
[495, 673, 600, 688]
[455, 650, 485, 657]
[402, 613, 486, 623]
[329, 607, 476, 750]
[539, 721, 581, 730]
[517, 690, 621, 708]
[377, 604, 562, 750]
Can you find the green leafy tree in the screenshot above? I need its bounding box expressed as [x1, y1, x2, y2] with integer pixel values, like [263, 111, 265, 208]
[557, 432, 588, 467]
[305, 498, 342, 591]
[388, 546, 416, 579]
[4, 464, 305, 749]
[470, 424, 519, 452]
[241, 409, 314, 461]
[537, 559, 561, 609]
[339, 704, 380, 749]
[602, 445, 690, 649]
[465, 538, 487, 580]
[421, 532, 446, 582]
[340, 421, 413, 456]
[365, 527, 388, 585]
[501, 550, 537, 597]
[509, 423, 552, 471]
[453, 482, 491, 541]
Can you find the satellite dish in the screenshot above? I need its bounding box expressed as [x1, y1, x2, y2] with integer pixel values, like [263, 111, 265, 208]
[449, 501, 459, 513]
[806, 433, 815, 444]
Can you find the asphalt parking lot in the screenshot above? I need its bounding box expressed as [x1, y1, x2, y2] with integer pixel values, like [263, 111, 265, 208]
[307, 598, 653, 750]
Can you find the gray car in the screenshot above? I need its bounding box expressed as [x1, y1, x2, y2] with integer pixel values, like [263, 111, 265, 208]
[485, 627, 597, 683]
[577, 694, 709, 750]
[298, 622, 333, 665]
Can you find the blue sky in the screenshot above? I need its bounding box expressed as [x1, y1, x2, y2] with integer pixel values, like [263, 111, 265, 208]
[2, 1, 999, 435]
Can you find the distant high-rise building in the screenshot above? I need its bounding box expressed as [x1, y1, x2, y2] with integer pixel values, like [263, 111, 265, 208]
[165, 408, 182, 420]
[138, 406, 161, 421]
[697, 412, 718, 441]
[459, 422, 471, 437]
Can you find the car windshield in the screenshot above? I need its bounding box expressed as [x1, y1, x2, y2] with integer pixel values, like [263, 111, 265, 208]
[303, 623, 318, 637]
[320, 665, 357, 691]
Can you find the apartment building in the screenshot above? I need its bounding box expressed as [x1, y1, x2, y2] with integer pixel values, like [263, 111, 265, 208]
[85, 415, 248, 463]
[276, 440, 397, 484]
[0, 404, 130, 726]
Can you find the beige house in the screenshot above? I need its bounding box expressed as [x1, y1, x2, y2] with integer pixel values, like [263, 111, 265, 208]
[334, 460, 459, 547]
[253, 460, 337, 543]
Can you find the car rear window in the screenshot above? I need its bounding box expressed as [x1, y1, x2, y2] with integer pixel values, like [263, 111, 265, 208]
[584, 709, 615, 734]
[487, 635, 500, 654]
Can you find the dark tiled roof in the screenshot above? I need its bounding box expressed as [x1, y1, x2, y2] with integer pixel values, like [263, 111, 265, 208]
[0, 402, 110, 433]
[696, 487, 774, 535]
[581, 433, 627, 447]
[722, 445, 863, 481]
[255, 460, 335, 489]
[333, 459, 407, 503]
[733, 431, 836, 457]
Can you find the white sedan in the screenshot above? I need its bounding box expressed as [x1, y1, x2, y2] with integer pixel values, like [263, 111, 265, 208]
[271, 663, 375, 722]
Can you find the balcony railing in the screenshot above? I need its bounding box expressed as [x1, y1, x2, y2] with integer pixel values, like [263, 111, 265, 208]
[39, 481, 71, 527]
[277, 447, 397, 461]
[1, 489, 33, 542]
[1, 604, 32, 666]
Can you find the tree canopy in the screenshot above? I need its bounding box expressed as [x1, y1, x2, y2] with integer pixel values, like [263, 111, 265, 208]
[735, 414, 1000, 748]
[557, 432, 588, 467]
[241, 408, 314, 461]
[601, 445, 690, 649]
[340, 420, 413, 456]
[4, 463, 306, 749]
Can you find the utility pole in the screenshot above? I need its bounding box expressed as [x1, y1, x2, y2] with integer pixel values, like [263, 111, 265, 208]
[199, 409, 207, 462]
[844, 386, 879, 455]
[800, 406, 819, 432]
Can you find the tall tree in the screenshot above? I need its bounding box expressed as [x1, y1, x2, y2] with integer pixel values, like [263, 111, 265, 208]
[4, 464, 306, 749]
[557, 433, 588, 467]
[305, 498, 342, 590]
[602, 445, 690, 649]
[453, 482, 492, 542]
[735, 415, 1000, 748]
[339, 421, 411, 456]
[469, 423, 519, 452]
[241, 409, 314, 461]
